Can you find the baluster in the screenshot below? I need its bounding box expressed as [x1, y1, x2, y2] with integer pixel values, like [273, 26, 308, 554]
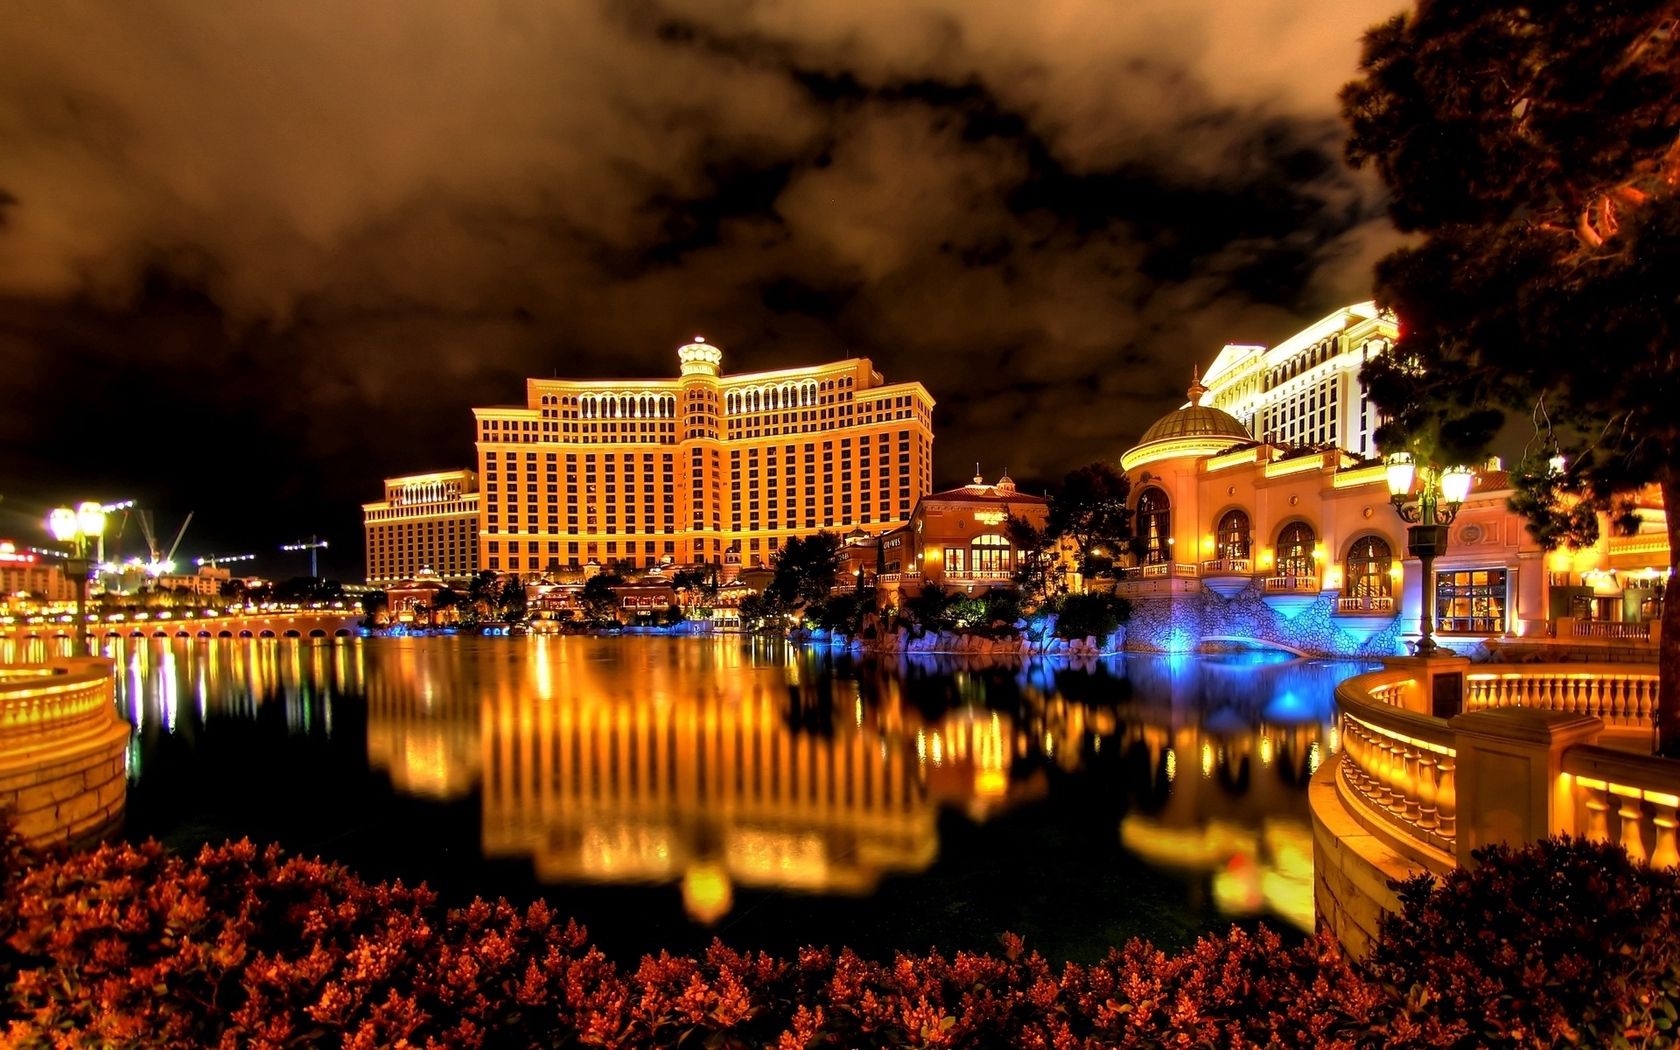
[1374, 739, 1396, 808]
[1582, 784, 1612, 842]
[1651, 801, 1680, 870]
[1396, 746, 1419, 821]
[1609, 678, 1626, 726]
[1618, 792, 1649, 864]
[1415, 754, 1439, 830]
[1435, 756, 1456, 839]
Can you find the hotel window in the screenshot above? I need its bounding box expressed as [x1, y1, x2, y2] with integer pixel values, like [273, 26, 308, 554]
[1136, 488, 1170, 564]
[1275, 521, 1316, 580]
[1214, 509, 1250, 561]
[970, 533, 1011, 576]
[1436, 568, 1508, 634]
[1345, 535, 1393, 599]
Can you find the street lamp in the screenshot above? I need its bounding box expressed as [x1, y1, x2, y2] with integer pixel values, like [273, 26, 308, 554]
[1385, 453, 1474, 656]
[47, 501, 107, 657]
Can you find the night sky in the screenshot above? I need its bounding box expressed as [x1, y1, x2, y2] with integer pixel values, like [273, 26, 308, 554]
[0, 1, 1406, 580]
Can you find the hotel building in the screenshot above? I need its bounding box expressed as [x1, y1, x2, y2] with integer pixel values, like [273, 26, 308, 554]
[1199, 302, 1397, 458]
[362, 470, 482, 585]
[469, 339, 935, 576]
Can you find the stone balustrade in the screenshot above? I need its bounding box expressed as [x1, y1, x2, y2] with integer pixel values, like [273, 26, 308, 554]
[1263, 574, 1318, 592]
[1464, 665, 1659, 735]
[1563, 746, 1680, 869]
[1200, 557, 1252, 575]
[1333, 671, 1456, 862]
[1313, 658, 1678, 959]
[1574, 619, 1653, 641]
[0, 657, 130, 846]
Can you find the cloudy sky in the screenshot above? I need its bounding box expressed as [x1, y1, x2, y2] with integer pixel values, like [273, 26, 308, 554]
[0, 0, 1407, 577]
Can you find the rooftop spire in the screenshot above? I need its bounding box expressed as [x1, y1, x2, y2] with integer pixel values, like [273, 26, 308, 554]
[973, 462, 983, 485]
[1187, 363, 1208, 406]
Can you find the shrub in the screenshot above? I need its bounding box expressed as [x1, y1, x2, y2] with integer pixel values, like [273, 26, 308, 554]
[1369, 836, 1680, 1048]
[1054, 592, 1131, 640]
[1, 834, 1674, 1047]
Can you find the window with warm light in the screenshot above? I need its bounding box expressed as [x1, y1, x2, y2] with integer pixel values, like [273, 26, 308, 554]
[1215, 509, 1250, 559]
[1275, 521, 1316, 579]
[1345, 535, 1393, 598]
[1136, 489, 1171, 565]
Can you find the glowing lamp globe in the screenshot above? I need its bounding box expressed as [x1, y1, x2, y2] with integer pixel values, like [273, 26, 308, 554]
[76, 501, 107, 537]
[1384, 453, 1415, 498]
[1440, 465, 1474, 506]
[47, 507, 78, 542]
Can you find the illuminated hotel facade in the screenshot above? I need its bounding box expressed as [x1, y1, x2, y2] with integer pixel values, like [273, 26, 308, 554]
[362, 470, 482, 585]
[469, 339, 935, 576]
[1199, 302, 1397, 458]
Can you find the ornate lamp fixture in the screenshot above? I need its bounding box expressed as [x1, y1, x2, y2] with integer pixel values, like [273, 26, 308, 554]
[1385, 453, 1474, 656]
[47, 501, 107, 657]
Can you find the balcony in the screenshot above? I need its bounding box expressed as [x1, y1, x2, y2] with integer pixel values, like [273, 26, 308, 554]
[1260, 574, 1320, 619]
[1336, 594, 1396, 616]
[1200, 557, 1253, 597]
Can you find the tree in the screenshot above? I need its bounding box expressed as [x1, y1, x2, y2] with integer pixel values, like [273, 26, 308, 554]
[1008, 515, 1063, 608]
[769, 532, 843, 610]
[580, 573, 624, 624]
[1341, 1, 1680, 752]
[1048, 463, 1132, 575]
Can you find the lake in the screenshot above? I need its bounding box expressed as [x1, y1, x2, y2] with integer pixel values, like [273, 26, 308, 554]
[48, 635, 1373, 963]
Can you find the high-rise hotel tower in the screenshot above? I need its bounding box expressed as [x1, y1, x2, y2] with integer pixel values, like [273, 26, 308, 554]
[468, 339, 935, 576]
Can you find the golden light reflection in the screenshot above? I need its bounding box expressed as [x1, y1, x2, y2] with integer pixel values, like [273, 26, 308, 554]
[682, 863, 733, 924]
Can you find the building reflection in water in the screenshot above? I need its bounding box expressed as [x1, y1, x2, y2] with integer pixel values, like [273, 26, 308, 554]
[79, 633, 1366, 935]
[358, 638, 1363, 931]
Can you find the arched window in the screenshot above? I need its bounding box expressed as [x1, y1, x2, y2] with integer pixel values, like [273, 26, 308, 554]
[1345, 535, 1393, 598]
[1136, 489, 1171, 565]
[1215, 509, 1250, 560]
[1276, 521, 1316, 579]
[970, 533, 1012, 576]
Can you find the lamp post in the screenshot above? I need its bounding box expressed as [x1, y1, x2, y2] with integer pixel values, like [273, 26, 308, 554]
[1385, 453, 1474, 657]
[47, 501, 108, 658]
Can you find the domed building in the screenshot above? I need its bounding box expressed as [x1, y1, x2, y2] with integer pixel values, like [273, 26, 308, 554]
[1112, 371, 1546, 657]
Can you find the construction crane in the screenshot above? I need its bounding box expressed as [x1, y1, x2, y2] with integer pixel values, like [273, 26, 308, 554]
[193, 553, 256, 569]
[281, 536, 329, 578]
[135, 509, 194, 576]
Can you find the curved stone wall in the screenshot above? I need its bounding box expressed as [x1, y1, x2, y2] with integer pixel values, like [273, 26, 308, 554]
[0, 657, 130, 847]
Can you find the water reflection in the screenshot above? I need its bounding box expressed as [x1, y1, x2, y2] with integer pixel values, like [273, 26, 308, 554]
[19, 633, 1372, 936]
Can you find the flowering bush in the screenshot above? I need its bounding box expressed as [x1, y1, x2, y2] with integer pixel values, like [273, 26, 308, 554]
[0, 834, 1670, 1047]
[1369, 837, 1680, 1048]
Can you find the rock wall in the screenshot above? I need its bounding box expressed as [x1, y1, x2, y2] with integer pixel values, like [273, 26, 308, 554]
[1121, 580, 1406, 657]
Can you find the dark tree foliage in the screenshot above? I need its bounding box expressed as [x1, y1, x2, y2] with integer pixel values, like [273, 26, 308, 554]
[1342, 0, 1680, 750]
[904, 582, 962, 633]
[768, 531, 844, 609]
[1008, 515, 1062, 607]
[1054, 592, 1131, 641]
[580, 572, 625, 623]
[1048, 463, 1133, 575]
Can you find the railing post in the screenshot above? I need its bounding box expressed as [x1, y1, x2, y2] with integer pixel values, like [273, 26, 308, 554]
[1447, 708, 1604, 868]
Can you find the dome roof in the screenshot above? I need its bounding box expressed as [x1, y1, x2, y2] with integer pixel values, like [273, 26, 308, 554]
[1119, 367, 1254, 472]
[1137, 403, 1252, 445]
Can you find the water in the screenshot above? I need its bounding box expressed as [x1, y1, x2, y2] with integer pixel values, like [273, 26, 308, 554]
[18, 635, 1375, 963]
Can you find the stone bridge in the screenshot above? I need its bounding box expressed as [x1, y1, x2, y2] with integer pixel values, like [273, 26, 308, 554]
[5, 610, 363, 644]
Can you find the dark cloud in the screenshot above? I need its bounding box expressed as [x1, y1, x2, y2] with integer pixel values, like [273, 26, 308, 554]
[0, 0, 1407, 577]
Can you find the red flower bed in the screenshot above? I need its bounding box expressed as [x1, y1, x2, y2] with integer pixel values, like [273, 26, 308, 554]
[0, 832, 1671, 1047]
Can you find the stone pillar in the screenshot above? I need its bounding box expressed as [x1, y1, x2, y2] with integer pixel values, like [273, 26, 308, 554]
[1381, 653, 1472, 717]
[1447, 708, 1603, 868]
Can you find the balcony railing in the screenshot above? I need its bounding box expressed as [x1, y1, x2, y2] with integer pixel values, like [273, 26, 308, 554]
[1263, 574, 1318, 593]
[1573, 619, 1653, 642]
[1336, 594, 1396, 615]
[1201, 557, 1252, 575]
[1464, 665, 1659, 734]
[1127, 562, 1200, 579]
